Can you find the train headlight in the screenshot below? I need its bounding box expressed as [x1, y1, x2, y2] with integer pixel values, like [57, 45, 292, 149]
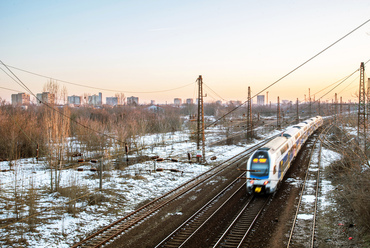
[263, 180, 269, 185]
[250, 180, 254, 185]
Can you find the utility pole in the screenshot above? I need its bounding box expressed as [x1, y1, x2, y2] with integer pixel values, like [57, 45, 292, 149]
[335, 93, 338, 122]
[367, 78, 370, 122]
[358, 62, 366, 152]
[309, 88, 312, 117]
[277, 96, 281, 129]
[318, 99, 321, 116]
[266, 91, 269, 106]
[197, 75, 205, 163]
[340, 96, 343, 117]
[247, 86, 253, 139]
[296, 98, 299, 124]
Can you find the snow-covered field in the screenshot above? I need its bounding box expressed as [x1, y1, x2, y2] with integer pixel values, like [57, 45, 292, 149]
[0, 124, 341, 247]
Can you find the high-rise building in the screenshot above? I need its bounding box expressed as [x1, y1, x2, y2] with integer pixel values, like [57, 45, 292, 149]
[186, 98, 193, 104]
[36, 92, 55, 105]
[11, 93, 30, 105]
[67, 95, 81, 105]
[88, 92, 102, 106]
[174, 98, 182, 106]
[127, 96, 139, 105]
[106, 97, 118, 106]
[257, 95, 265, 105]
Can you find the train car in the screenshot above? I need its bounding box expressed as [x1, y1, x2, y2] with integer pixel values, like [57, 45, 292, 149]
[246, 116, 323, 194]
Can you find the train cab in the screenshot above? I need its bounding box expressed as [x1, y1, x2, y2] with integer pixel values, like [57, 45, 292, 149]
[247, 148, 271, 194]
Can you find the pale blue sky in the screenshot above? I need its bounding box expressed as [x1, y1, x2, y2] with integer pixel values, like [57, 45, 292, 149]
[1, 0, 370, 104]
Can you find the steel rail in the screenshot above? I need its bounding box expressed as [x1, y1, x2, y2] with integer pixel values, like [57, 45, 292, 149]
[311, 138, 322, 247]
[287, 125, 331, 248]
[212, 195, 271, 248]
[155, 175, 246, 248]
[72, 134, 278, 248]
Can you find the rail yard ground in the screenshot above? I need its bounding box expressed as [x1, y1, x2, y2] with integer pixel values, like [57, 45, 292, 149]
[0, 121, 369, 247]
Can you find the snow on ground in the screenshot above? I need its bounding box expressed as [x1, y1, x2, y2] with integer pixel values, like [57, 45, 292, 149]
[0, 126, 272, 247]
[318, 147, 341, 209]
[0, 123, 340, 247]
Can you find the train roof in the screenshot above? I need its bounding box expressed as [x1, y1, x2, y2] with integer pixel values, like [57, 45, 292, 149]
[293, 123, 307, 129]
[282, 127, 300, 138]
[261, 136, 288, 152]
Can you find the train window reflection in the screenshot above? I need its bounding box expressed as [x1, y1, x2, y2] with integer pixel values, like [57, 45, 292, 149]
[251, 163, 269, 177]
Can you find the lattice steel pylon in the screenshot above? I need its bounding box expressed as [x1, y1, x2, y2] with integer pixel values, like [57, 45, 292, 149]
[358, 62, 366, 152]
[246, 86, 253, 139]
[367, 78, 370, 122]
[296, 98, 299, 124]
[197, 75, 205, 163]
[277, 96, 281, 129]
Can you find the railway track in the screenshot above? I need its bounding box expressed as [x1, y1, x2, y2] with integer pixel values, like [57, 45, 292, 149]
[154, 176, 246, 248]
[72, 134, 279, 248]
[211, 195, 271, 248]
[286, 125, 330, 248]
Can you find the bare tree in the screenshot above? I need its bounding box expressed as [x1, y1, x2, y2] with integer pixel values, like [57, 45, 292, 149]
[115, 92, 125, 105]
[43, 81, 71, 192]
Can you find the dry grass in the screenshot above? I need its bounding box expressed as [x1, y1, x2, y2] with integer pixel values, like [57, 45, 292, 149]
[324, 123, 370, 245]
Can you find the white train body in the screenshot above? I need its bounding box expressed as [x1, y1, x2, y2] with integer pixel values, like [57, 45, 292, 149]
[246, 116, 323, 194]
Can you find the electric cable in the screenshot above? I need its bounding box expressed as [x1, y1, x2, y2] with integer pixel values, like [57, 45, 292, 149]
[205, 17, 370, 129]
[0, 60, 128, 146]
[0, 85, 24, 93]
[0, 63, 195, 94]
[203, 83, 226, 101]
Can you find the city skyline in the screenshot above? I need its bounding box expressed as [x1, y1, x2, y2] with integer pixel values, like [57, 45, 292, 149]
[1, 1, 370, 105]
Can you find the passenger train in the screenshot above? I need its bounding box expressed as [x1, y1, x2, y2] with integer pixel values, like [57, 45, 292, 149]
[246, 116, 323, 194]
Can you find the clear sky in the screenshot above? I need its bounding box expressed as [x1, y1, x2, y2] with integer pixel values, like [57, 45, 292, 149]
[1, 0, 370, 104]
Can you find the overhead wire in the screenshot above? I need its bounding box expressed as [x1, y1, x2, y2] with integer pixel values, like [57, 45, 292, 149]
[0, 63, 195, 94]
[335, 75, 359, 95]
[0, 85, 24, 93]
[210, 60, 368, 135]
[312, 75, 352, 97]
[203, 83, 226, 101]
[205, 17, 370, 129]
[0, 60, 128, 146]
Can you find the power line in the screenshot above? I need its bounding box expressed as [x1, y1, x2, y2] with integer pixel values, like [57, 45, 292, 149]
[0, 63, 195, 94]
[0, 85, 24, 93]
[203, 83, 226, 101]
[0, 60, 128, 146]
[205, 17, 370, 129]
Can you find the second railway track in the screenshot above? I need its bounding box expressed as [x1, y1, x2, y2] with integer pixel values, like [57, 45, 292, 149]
[72, 134, 279, 248]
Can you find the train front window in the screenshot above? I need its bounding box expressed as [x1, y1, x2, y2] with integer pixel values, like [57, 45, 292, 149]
[250, 151, 269, 177]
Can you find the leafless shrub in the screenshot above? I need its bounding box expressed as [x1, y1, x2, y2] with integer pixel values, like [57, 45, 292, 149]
[26, 178, 38, 231]
[88, 193, 108, 206]
[325, 125, 370, 240]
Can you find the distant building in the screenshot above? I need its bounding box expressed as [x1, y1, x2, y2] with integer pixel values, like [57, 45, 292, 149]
[228, 100, 241, 106]
[88, 92, 102, 106]
[127, 96, 139, 105]
[67, 95, 81, 105]
[174, 98, 182, 106]
[257, 95, 265, 105]
[11, 93, 30, 105]
[216, 100, 222, 105]
[147, 105, 164, 113]
[36, 92, 55, 104]
[282, 100, 290, 105]
[186, 98, 193, 104]
[106, 97, 118, 106]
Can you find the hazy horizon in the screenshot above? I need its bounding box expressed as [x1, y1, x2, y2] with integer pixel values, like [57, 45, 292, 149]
[1, 0, 370, 105]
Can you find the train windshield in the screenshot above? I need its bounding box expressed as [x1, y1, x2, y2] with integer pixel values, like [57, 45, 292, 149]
[250, 151, 269, 177]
